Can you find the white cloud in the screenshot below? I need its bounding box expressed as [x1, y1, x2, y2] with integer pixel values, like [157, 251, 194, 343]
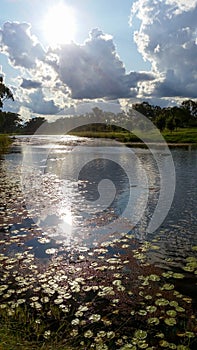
[166, 0, 197, 14]
[0, 22, 45, 68]
[0, 22, 156, 106]
[21, 78, 42, 89]
[18, 106, 32, 121]
[131, 0, 197, 98]
[24, 89, 60, 115]
[46, 28, 154, 99]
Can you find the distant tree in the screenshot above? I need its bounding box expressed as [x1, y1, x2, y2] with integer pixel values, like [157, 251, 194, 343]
[0, 76, 14, 109]
[132, 102, 154, 120]
[0, 111, 22, 133]
[166, 116, 175, 132]
[181, 99, 197, 118]
[23, 117, 46, 134]
[155, 114, 166, 132]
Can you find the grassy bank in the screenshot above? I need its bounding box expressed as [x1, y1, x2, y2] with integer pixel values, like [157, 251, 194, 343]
[70, 128, 197, 144]
[162, 128, 197, 143]
[0, 134, 12, 153]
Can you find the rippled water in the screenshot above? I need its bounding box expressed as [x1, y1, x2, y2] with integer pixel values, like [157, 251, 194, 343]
[1, 136, 197, 274]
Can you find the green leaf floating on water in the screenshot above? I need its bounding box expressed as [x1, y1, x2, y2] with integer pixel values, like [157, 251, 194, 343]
[137, 341, 149, 349]
[175, 306, 185, 312]
[155, 333, 164, 338]
[164, 317, 177, 326]
[138, 310, 147, 316]
[155, 298, 169, 306]
[149, 245, 160, 250]
[162, 270, 173, 278]
[183, 265, 195, 272]
[159, 340, 170, 347]
[168, 344, 177, 349]
[172, 273, 184, 279]
[161, 283, 174, 290]
[169, 300, 179, 307]
[148, 274, 160, 281]
[166, 309, 177, 317]
[147, 317, 160, 325]
[120, 345, 137, 350]
[146, 305, 157, 313]
[121, 346, 136, 350]
[184, 331, 195, 338]
[134, 330, 147, 340]
[183, 257, 197, 272]
[186, 256, 197, 263]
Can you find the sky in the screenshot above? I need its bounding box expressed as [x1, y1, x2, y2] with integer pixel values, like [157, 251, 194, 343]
[0, 0, 197, 120]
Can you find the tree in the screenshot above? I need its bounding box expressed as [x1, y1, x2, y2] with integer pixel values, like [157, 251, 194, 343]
[23, 117, 46, 134]
[132, 102, 154, 120]
[181, 99, 197, 118]
[155, 114, 166, 132]
[0, 111, 22, 133]
[0, 76, 14, 109]
[166, 116, 175, 132]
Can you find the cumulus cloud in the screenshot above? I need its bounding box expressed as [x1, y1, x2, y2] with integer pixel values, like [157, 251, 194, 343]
[131, 0, 197, 98]
[18, 106, 32, 121]
[21, 78, 42, 89]
[0, 22, 45, 68]
[0, 22, 155, 103]
[46, 28, 154, 99]
[24, 89, 60, 115]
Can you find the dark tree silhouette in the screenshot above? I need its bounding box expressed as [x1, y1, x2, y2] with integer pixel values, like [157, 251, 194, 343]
[0, 76, 14, 109]
[155, 114, 166, 131]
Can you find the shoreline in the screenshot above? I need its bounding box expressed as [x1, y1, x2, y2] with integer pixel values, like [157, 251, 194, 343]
[125, 141, 197, 149]
[9, 134, 197, 150]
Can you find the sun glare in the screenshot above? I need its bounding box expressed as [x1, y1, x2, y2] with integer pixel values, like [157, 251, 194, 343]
[43, 3, 76, 46]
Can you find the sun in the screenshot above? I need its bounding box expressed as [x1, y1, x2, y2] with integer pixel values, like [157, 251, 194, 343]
[43, 3, 76, 46]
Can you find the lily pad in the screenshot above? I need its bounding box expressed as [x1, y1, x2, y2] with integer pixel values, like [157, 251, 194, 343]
[172, 273, 184, 279]
[159, 340, 170, 347]
[164, 317, 176, 326]
[146, 305, 157, 313]
[166, 310, 177, 317]
[134, 330, 147, 340]
[161, 283, 174, 291]
[155, 298, 169, 306]
[149, 274, 160, 281]
[147, 317, 160, 325]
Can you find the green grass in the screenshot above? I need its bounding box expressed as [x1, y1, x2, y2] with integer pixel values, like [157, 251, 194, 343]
[70, 128, 197, 144]
[0, 134, 12, 153]
[162, 128, 197, 143]
[0, 323, 76, 350]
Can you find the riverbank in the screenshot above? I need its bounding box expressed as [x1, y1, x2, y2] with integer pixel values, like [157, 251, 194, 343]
[70, 127, 197, 145]
[0, 134, 12, 153]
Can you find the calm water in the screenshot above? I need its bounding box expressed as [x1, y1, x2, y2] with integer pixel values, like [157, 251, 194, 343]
[1, 136, 197, 273]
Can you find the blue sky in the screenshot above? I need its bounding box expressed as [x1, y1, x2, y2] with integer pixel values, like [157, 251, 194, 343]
[0, 0, 149, 72]
[0, 0, 197, 118]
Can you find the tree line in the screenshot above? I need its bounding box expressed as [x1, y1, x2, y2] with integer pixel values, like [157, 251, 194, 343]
[0, 77, 197, 134]
[132, 101, 197, 131]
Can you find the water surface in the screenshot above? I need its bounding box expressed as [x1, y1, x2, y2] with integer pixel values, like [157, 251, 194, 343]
[1, 135, 197, 271]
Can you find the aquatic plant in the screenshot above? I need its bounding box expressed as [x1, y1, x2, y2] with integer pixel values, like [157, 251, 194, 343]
[0, 161, 196, 349]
